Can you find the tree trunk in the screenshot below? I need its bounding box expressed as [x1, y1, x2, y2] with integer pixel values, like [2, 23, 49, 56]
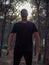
[0, 9, 6, 57]
[43, 0, 49, 64]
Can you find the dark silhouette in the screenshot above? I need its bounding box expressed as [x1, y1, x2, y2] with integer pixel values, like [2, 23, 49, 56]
[7, 9, 41, 65]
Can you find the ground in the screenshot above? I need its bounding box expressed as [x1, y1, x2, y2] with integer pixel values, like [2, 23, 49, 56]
[0, 49, 44, 65]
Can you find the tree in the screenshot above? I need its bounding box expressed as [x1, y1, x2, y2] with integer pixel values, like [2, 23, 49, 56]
[43, 0, 49, 64]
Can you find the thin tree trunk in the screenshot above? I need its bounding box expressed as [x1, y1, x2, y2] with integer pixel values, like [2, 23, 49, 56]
[0, 9, 6, 57]
[43, 0, 49, 64]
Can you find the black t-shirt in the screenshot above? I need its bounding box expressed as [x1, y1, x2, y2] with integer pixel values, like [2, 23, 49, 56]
[11, 21, 38, 51]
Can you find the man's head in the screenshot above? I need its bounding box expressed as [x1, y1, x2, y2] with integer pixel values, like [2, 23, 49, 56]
[21, 9, 28, 18]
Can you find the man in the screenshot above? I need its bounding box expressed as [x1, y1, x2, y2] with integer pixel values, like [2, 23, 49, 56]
[8, 9, 41, 65]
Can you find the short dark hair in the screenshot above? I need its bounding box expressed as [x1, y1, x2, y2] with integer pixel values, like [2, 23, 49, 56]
[21, 9, 28, 17]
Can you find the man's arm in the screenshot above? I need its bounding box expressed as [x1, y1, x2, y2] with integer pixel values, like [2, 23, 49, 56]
[7, 33, 16, 53]
[33, 32, 41, 55]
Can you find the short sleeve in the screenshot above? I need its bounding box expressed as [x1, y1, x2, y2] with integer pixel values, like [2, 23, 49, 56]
[11, 23, 17, 33]
[33, 23, 38, 33]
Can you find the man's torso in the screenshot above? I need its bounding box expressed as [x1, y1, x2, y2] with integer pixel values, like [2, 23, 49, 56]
[11, 21, 38, 51]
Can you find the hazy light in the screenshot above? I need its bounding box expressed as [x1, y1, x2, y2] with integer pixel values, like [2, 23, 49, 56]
[19, 2, 32, 18]
[0, 16, 4, 19]
[13, 1, 36, 20]
[16, 6, 19, 9]
[33, 14, 35, 16]
[6, 1, 9, 5]
[15, 2, 33, 19]
[3, 0, 9, 5]
[17, 13, 19, 16]
[13, 13, 15, 16]
[9, 12, 13, 15]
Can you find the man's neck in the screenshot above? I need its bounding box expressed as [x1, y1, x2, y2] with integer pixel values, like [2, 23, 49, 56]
[21, 18, 28, 23]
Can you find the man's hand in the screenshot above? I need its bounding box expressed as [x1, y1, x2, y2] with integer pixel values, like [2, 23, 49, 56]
[36, 48, 41, 55]
[33, 32, 41, 60]
[7, 33, 15, 55]
[36, 48, 41, 61]
[7, 47, 12, 55]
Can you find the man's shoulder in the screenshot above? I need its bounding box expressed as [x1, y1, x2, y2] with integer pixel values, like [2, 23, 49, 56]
[14, 21, 20, 25]
[28, 21, 35, 25]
